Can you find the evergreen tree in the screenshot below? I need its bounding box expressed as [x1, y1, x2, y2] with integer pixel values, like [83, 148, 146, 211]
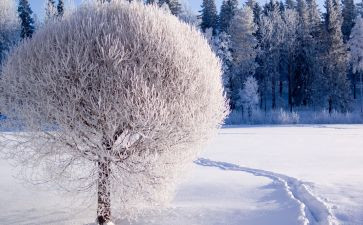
[263, 0, 280, 15]
[246, 0, 256, 8]
[279, 1, 286, 13]
[229, 7, 258, 108]
[219, 0, 239, 33]
[0, 0, 20, 65]
[348, 16, 363, 111]
[320, 0, 351, 112]
[357, 0, 363, 17]
[57, 0, 64, 17]
[199, 0, 218, 34]
[285, 0, 296, 9]
[341, 0, 356, 42]
[258, 7, 286, 110]
[282, 9, 299, 110]
[18, 0, 34, 39]
[159, 0, 181, 16]
[251, 2, 262, 41]
[292, 0, 315, 106]
[214, 32, 233, 102]
[45, 0, 57, 22]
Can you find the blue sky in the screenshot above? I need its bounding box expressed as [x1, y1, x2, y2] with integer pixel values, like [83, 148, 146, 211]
[29, 0, 227, 18]
[28, 0, 331, 19]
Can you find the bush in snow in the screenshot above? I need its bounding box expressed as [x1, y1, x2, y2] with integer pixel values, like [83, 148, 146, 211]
[237, 76, 259, 119]
[0, 1, 227, 224]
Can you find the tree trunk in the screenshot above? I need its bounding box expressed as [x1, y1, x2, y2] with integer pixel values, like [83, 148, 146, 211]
[97, 158, 112, 225]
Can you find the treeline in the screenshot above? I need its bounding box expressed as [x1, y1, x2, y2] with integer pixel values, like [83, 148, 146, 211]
[200, 0, 363, 114]
[0, 0, 65, 65]
[2, 0, 363, 115]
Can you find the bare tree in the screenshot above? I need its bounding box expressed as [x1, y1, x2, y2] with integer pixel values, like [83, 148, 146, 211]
[0, 2, 227, 224]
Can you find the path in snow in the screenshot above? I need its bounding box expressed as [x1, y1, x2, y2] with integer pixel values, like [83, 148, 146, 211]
[195, 158, 339, 225]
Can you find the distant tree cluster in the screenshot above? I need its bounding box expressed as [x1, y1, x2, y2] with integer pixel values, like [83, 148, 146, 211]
[0, 0, 68, 67]
[200, 0, 363, 114]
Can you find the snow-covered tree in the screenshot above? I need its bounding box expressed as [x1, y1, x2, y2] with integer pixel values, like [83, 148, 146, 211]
[348, 16, 363, 111]
[282, 9, 298, 110]
[292, 0, 316, 106]
[18, 0, 35, 39]
[357, 0, 363, 17]
[159, 0, 181, 16]
[285, 0, 296, 9]
[341, 0, 356, 42]
[199, 0, 218, 34]
[219, 0, 239, 33]
[229, 7, 258, 108]
[214, 31, 233, 101]
[246, 0, 256, 8]
[238, 76, 260, 118]
[45, 0, 57, 22]
[319, 0, 351, 112]
[0, 2, 227, 224]
[0, 0, 20, 65]
[258, 6, 286, 110]
[178, 4, 199, 25]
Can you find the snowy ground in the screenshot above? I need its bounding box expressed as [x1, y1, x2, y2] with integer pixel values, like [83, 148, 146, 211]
[1, 125, 363, 225]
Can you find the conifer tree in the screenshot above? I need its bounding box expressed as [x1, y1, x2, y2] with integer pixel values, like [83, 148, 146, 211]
[219, 0, 239, 33]
[320, 0, 351, 112]
[159, 0, 181, 16]
[292, 0, 315, 106]
[0, 0, 20, 65]
[258, 6, 286, 110]
[341, 0, 356, 42]
[45, 0, 57, 22]
[199, 0, 218, 34]
[57, 0, 64, 17]
[348, 16, 363, 111]
[229, 7, 258, 108]
[285, 0, 296, 9]
[18, 0, 35, 39]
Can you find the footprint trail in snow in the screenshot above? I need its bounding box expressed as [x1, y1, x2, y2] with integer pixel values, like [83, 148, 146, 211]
[195, 158, 339, 225]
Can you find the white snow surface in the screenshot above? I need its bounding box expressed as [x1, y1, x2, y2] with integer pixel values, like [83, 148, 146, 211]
[0, 125, 363, 225]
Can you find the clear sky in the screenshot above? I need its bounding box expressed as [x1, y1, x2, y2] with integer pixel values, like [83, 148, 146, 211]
[29, 0, 227, 19]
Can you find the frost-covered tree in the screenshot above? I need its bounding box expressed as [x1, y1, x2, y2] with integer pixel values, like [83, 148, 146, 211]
[18, 0, 34, 39]
[214, 32, 233, 101]
[285, 0, 296, 9]
[238, 76, 260, 118]
[348, 16, 363, 111]
[159, 0, 181, 16]
[319, 0, 351, 112]
[258, 7, 286, 110]
[0, 2, 227, 224]
[292, 0, 315, 106]
[199, 0, 218, 34]
[246, 0, 256, 8]
[219, 0, 239, 33]
[357, 0, 363, 17]
[229, 7, 258, 108]
[45, 0, 57, 22]
[0, 0, 20, 65]
[178, 4, 199, 25]
[341, 0, 356, 42]
[282, 9, 298, 110]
